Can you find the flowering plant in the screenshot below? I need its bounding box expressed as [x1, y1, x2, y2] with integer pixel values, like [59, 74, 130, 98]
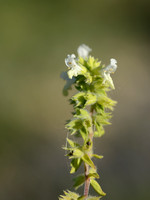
[59, 44, 117, 200]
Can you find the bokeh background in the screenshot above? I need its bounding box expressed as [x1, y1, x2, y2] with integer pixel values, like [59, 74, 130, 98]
[0, 0, 150, 199]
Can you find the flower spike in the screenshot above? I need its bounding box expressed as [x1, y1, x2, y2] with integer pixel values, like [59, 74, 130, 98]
[60, 45, 118, 200]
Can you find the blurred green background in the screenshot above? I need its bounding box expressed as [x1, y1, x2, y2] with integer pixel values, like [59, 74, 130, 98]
[0, 0, 150, 199]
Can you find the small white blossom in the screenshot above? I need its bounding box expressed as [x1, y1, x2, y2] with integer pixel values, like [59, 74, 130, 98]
[65, 54, 82, 79]
[102, 58, 117, 89]
[103, 58, 117, 74]
[77, 44, 92, 59]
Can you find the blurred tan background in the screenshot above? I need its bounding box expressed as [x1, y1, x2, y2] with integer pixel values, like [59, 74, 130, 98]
[0, 0, 150, 199]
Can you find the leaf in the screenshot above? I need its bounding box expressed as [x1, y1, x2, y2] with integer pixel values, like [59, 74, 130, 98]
[79, 127, 88, 140]
[94, 122, 105, 137]
[85, 72, 92, 84]
[72, 92, 86, 107]
[66, 119, 83, 134]
[77, 196, 86, 200]
[93, 82, 106, 93]
[76, 109, 92, 129]
[67, 138, 79, 148]
[94, 122, 104, 137]
[95, 114, 111, 125]
[72, 92, 85, 100]
[73, 174, 85, 189]
[59, 190, 80, 200]
[87, 56, 100, 70]
[89, 167, 97, 174]
[78, 109, 91, 119]
[92, 154, 103, 159]
[94, 103, 104, 113]
[81, 154, 95, 169]
[90, 180, 106, 196]
[70, 158, 82, 174]
[97, 94, 117, 111]
[78, 56, 85, 65]
[85, 93, 97, 106]
[88, 173, 99, 179]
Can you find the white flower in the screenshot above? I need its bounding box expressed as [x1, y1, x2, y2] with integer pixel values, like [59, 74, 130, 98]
[103, 58, 117, 74]
[77, 44, 92, 59]
[65, 54, 82, 79]
[102, 58, 117, 89]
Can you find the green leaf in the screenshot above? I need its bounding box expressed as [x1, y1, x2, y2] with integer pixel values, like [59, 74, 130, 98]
[70, 158, 82, 174]
[72, 92, 86, 107]
[66, 119, 83, 134]
[92, 154, 103, 159]
[97, 94, 117, 111]
[79, 127, 88, 140]
[67, 138, 79, 148]
[89, 167, 97, 174]
[73, 174, 85, 189]
[90, 180, 106, 196]
[73, 92, 85, 99]
[82, 154, 95, 169]
[95, 114, 111, 125]
[76, 64, 92, 84]
[87, 56, 100, 70]
[93, 81, 105, 92]
[94, 103, 104, 113]
[85, 93, 97, 106]
[75, 109, 92, 129]
[77, 196, 86, 200]
[78, 56, 85, 65]
[78, 109, 91, 119]
[85, 72, 92, 84]
[88, 172, 99, 179]
[94, 123, 105, 137]
[59, 190, 80, 200]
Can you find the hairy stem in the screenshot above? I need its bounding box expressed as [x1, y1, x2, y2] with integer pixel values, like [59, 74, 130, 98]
[84, 108, 94, 198]
[84, 163, 90, 198]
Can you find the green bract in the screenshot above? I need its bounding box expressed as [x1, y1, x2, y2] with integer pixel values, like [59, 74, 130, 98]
[59, 44, 117, 200]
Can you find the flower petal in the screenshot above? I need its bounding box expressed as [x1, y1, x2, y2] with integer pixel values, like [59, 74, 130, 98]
[77, 44, 92, 59]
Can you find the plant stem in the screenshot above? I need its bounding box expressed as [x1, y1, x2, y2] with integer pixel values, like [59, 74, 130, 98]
[84, 108, 94, 198]
[84, 163, 90, 198]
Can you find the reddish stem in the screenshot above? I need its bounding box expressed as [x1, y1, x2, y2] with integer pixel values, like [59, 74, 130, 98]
[84, 163, 90, 197]
[83, 108, 94, 198]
